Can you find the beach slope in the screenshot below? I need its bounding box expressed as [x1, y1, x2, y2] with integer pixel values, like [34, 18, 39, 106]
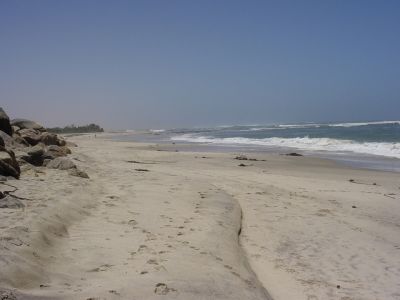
[1, 135, 399, 299]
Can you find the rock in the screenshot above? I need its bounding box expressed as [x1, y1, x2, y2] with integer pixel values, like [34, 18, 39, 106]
[57, 137, 67, 146]
[11, 125, 20, 134]
[69, 168, 89, 178]
[46, 157, 76, 170]
[40, 132, 59, 145]
[0, 130, 14, 147]
[11, 134, 29, 146]
[0, 136, 4, 147]
[11, 119, 45, 132]
[286, 152, 303, 156]
[21, 143, 46, 166]
[0, 175, 7, 182]
[43, 145, 71, 159]
[27, 144, 45, 157]
[18, 128, 42, 146]
[0, 108, 12, 136]
[0, 147, 20, 179]
[42, 159, 51, 167]
[234, 155, 248, 160]
[0, 195, 24, 209]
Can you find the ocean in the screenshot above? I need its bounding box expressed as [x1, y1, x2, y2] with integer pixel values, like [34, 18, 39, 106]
[115, 121, 400, 172]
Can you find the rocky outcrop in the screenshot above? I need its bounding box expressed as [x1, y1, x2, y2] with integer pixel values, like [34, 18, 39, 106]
[11, 119, 45, 132]
[0, 108, 12, 136]
[0, 109, 88, 180]
[19, 143, 72, 167]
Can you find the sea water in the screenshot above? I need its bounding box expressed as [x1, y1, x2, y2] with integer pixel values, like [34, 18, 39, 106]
[116, 121, 400, 172]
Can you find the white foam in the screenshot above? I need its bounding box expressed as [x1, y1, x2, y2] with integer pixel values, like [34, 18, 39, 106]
[250, 121, 400, 129]
[329, 121, 400, 127]
[171, 135, 400, 159]
[149, 129, 166, 133]
[242, 127, 283, 131]
[278, 123, 321, 129]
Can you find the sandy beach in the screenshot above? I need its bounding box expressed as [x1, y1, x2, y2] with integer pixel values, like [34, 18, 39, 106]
[1, 134, 400, 300]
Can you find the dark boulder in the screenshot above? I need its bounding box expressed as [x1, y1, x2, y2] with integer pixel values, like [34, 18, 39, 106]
[0, 146, 20, 179]
[0, 108, 12, 136]
[21, 143, 46, 166]
[0, 130, 13, 147]
[286, 152, 303, 157]
[11, 119, 45, 132]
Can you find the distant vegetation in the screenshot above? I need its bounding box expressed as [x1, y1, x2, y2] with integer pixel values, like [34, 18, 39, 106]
[47, 124, 104, 134]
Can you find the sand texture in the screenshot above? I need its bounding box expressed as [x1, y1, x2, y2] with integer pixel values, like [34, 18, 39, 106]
[1, 134, 399, 299]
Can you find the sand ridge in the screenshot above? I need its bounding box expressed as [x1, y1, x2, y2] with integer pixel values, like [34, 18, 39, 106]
[0, 135, 272, 299]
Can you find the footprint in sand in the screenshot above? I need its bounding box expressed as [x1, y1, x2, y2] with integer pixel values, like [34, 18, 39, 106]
[147, 259, 158, 265]
[154, 283, 176, 295]
[138, 245, 148, 252]
[87, 264, 113, 272]
[128, 219, 138, 227]
[109, 290, 120, 296]
[224, 264, 233, 270]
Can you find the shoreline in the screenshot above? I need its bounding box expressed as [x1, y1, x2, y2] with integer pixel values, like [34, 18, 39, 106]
[107, 132, 400, 173]
[1, 134, 400, 299]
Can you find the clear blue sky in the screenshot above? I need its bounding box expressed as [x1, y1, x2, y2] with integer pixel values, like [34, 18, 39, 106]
[1, 0, 399, 129]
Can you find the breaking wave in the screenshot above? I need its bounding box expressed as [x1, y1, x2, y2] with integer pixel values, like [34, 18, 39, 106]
[328, 121, 400, 127]
[171, 135, 400, 159]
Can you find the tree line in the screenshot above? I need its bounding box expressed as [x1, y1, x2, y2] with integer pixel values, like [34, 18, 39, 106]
[47, 123, 104, 133]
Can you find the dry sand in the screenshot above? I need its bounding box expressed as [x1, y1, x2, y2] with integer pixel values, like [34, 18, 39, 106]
[1, 134, 400, 299]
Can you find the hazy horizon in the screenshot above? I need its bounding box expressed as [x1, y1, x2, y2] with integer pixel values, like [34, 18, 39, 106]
[1, 1, 399, 130]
